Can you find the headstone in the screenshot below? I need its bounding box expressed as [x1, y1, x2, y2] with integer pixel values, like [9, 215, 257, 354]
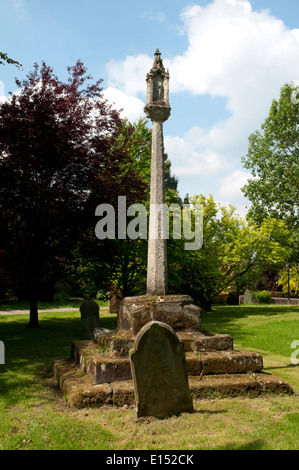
[244, 289, 253, 304]
[80, 300, 100, 339]
[129, 321, 194, 418]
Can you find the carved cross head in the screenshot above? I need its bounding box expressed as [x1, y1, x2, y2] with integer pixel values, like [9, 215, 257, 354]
[146, 49, 170, 107]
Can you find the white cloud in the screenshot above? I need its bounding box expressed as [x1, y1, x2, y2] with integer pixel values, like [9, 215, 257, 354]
[105, 54, 152, 96]
[219, 169, 251, 200]
[102, 87, 145, 122]
[164, 132, 228, 177]
[10, 0, 29, 19]
[0, 81, 5, 96]
[0, 81, 9, 105]
[104, 0, 299, 213]
[140, 11, 166, 23]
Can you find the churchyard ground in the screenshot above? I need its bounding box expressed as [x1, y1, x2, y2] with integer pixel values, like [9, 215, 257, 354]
[0, 304, 298, 450]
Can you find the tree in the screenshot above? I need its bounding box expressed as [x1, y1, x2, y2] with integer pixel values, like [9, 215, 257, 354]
[168, 195, 290, 311]
[117, 118, 180, 204]
[0, 60, 146, 327]
[241, 83, 299, 263]
[0, 52, 22, 68]
[74, 118, 181, 299]
[277, 265, 299, 295]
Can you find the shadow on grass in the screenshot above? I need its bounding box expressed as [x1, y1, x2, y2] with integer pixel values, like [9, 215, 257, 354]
[264, 364, 299, 370]
[191, 408, 227, 416]
[0, 313, 117, 407]
[215, 439, 266, 450]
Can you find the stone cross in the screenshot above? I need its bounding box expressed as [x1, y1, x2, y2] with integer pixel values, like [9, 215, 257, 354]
[129, 321, 193, 418]
[144, 49, 171, 296]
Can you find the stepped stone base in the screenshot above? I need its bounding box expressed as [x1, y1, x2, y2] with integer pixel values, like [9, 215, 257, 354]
[70, 340, 264, 384]
[53, 294, 293, 408]
[93, 328, 233, 357]
[53, 358, 293, 408]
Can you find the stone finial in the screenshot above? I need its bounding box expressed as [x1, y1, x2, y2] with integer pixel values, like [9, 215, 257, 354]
[152, 48, 164, 71]
[145, 49, 170, 122]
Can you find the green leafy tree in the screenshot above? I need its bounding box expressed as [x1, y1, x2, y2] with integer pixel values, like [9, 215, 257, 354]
[74, 118, 181, 299]
[277, 265, 299, 296]
[168, 195, 289, 311]
[241, 83, 299, 264]
[118, 118, 180, 204]
[0, 60, 145, 327]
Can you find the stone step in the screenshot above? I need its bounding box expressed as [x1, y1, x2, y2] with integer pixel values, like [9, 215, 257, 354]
[177, 331, 233, 352]
[93, 328, 234, 357]
[70, 341, 263, 384]
[53, 358, 293, 408]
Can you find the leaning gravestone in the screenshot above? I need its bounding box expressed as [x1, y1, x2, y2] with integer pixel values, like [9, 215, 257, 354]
[80, 300, 100, 339]
[244, 289, 253, 304]
[129, 321, 193, 418]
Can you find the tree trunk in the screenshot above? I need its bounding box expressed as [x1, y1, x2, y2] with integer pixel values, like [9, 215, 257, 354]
[27, 289, 39, 328]
[197, 297, 212, 312]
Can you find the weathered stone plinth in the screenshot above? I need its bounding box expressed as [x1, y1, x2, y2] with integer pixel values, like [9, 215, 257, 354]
[53, 357, 293, 408]
[53, 293, 294, 407]
[68, 340, 265, 385]
[117, 295, 202, 334]
[93, 328, 233, 358]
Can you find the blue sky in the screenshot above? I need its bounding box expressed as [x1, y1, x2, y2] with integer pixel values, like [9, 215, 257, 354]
[1, 0, 299, 216]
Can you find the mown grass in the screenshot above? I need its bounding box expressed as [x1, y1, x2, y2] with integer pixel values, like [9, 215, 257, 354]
[203, 304, 299, 357]
[0, 304, 298, 450]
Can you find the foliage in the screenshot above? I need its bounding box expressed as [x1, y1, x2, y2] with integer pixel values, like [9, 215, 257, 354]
[255, 270, 282, 292]
[53, 292, 70, 303]
[277, 264, 299, 295]
[0, 52, 22, 68]
[0, 60, 145, 326]
[168, 194, 290, 310]
[251, 290, 272, 304]
[241, 83, 299, 263]
[117, 118, 180, 204]
[74, 118, 181, 298]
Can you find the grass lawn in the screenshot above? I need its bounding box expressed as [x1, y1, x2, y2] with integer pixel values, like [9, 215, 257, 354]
[0, 303, 298, 450]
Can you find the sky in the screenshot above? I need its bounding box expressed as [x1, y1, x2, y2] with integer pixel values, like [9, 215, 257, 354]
[1, 0, 299, 217]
